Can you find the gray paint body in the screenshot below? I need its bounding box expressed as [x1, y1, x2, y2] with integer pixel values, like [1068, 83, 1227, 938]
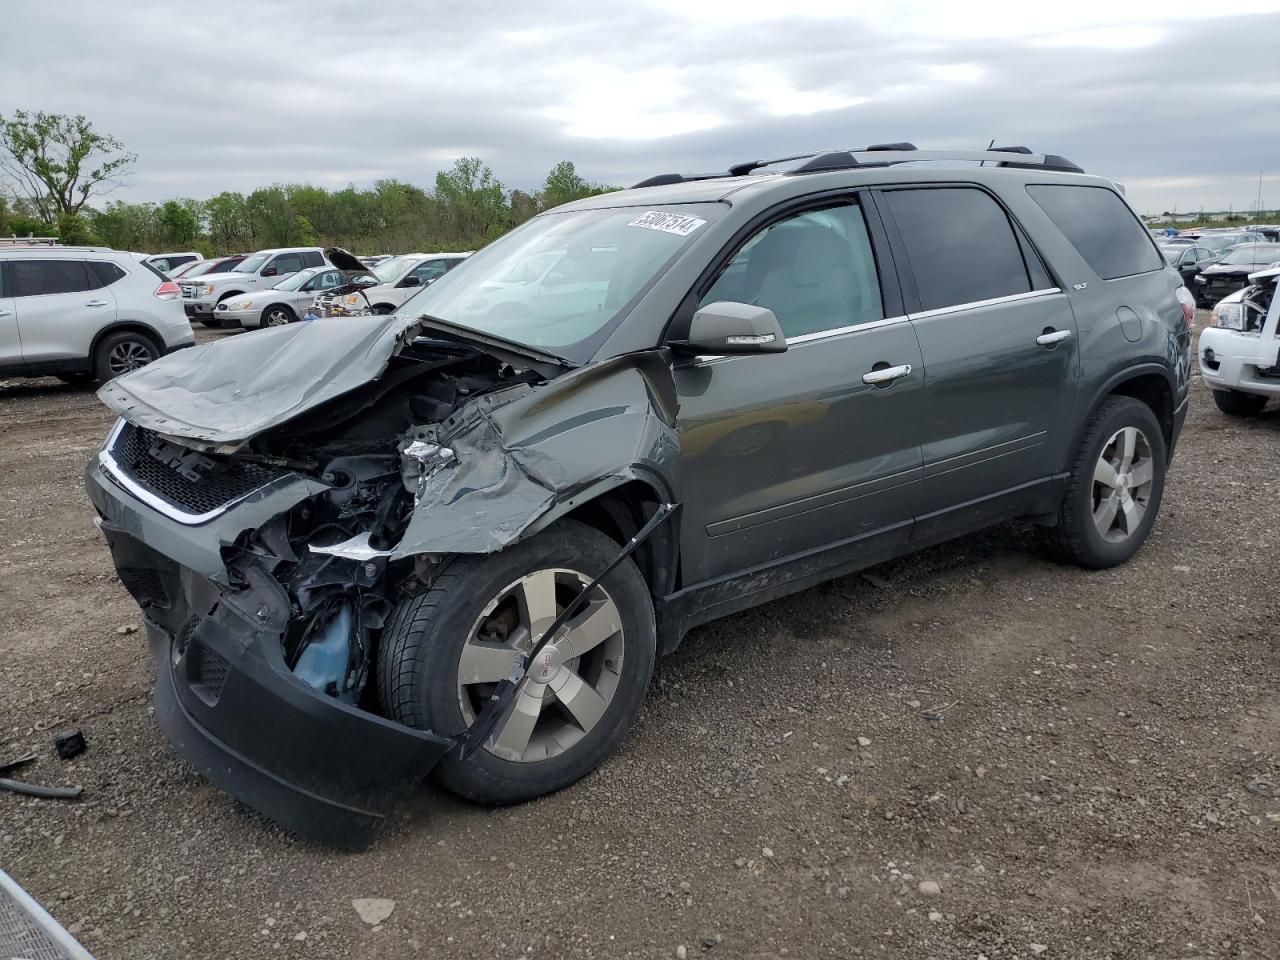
[92, 161, 1191, 629]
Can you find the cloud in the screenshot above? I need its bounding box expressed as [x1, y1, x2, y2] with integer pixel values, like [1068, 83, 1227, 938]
[1, 0, 1278, 215]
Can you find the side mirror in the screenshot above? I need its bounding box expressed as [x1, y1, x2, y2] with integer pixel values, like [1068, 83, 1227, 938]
[355, 275, 377, 286]
[400, 275, 422, 288]
[676, 301, 787, 355]
[261, 266, 278, 277]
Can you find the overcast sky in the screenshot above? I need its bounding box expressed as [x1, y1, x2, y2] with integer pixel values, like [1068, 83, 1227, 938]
[3, 0, 1279, 215]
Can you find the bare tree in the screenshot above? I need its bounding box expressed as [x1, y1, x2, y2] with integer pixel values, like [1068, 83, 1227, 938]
[0, 110, 136, 221]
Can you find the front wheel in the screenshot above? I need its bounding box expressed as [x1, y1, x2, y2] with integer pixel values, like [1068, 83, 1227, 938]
[261, 304, 296, 327]
[378, 520, 655, 804]
[1211, 389, 1268, 417]
[1038, 396, 1167, 569]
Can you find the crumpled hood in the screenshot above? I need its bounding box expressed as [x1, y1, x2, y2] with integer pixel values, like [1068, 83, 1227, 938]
[98, 314, 417, 446]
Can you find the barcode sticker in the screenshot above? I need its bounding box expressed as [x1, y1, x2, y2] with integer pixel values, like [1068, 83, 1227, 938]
[626, 211, 707, 237]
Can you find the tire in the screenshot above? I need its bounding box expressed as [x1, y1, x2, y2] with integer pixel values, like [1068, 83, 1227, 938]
[378, 520, 656, 804]
[93, 331, 160, 382]
[1038, 396, 1167, 569]
[1211, 389, 1268, 417]
[260, 304, 296, 327]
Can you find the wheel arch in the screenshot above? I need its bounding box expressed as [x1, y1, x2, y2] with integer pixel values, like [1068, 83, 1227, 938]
[88, 321, 166, 364]
[525, 473, 680, 603]
[260, 302, 296, 324]
[1071, 364, 1176, 466]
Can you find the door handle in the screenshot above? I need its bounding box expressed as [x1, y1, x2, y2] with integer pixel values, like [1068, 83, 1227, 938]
[1036, 329, 1072, 347]
[85, 300, 109, 308]
[862, 363, 912, 385]
[0, 310, 11, 318]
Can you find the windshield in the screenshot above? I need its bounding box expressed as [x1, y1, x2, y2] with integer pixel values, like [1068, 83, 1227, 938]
[398, 205, 720, 359]
[234, 253, 270, 273]
[372, 255, 415, 283]
[1220, 244, 1280, 265]
[274, 270, 317, 292]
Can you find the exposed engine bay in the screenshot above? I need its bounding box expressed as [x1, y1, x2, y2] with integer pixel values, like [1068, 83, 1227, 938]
[1238, 272, 1278, 333]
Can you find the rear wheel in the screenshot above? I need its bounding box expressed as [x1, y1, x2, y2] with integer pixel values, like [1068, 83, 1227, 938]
[93, 331, 159, 382]
[378, 520, 655, 804]
[1211, 389, 1268, 417]
[261, 304, 296, 327]
[1039, 396, 1166, 569]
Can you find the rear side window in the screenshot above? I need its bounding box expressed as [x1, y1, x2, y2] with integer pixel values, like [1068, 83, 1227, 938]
[302, 251, 325, 268]
[270, 254, 304, 274]
[883, 187, 1033, 312]
[1027, 184, 1162, 280]
[9, 260, 94, 297]
[87, 261, 127, 288]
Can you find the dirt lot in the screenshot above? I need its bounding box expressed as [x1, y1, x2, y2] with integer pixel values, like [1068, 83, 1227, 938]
[2, 317, 1278, 960]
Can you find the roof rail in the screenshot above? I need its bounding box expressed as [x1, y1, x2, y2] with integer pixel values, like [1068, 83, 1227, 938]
[629, 144, 1084, 189]
[0, 236, 59, 246]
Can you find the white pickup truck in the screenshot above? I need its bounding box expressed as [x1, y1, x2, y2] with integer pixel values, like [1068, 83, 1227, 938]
[179, 246, 329, 326]
[1198, 264, 1280, 416]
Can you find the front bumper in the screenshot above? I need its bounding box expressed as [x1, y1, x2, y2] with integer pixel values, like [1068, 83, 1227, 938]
[1198, 327, 1280, 397]
[1193, 275, 1247, 304]
[86, 456, 454, 848]
[182, 299, 217, 318]
[215, 305, 257, 328]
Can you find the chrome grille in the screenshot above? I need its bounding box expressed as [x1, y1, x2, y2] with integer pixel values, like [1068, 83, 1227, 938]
[105, 422, 285, 521]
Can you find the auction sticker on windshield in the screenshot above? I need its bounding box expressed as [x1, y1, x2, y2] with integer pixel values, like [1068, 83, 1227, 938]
[627, 211, 707, 237]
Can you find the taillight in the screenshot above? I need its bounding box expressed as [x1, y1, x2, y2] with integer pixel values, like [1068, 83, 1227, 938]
[1175, 286, 1196, 332]
[154, 281, 180, 301]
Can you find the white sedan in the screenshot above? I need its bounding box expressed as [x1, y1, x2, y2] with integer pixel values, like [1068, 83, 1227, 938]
[215, 267, 362, 329]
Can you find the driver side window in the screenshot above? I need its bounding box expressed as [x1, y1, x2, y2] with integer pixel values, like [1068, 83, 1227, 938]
[700, 204, 884, 339]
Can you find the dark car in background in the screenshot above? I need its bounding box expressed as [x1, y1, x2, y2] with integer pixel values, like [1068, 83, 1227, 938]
[1160, 243, 1217, 288]
[1193, 242, 1280, 305]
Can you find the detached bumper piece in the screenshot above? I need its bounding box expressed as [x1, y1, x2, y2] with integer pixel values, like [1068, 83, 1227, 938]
[102, 525, 453, 849]
[0, 867, 95, 960]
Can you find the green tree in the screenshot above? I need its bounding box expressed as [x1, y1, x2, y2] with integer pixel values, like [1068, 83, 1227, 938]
[435, 157, 509, 245]
[538, 160, 611, 211]
[0, 110, 136, 221]
[54, 212, 98, 245]
[158, 199, 199, 247]
[204, 192, 251, 251]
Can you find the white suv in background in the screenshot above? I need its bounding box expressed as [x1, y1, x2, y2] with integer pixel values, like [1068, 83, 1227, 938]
[329, 252, 469, 315]
[179, 246, 330, 326]
[1198, 265, 1280, 416]
[0, 247, 195, 383]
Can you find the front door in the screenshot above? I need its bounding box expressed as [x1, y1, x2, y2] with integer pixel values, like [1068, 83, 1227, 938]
[672, 198, 924, 584]
[875, 186, 1079, 536]
[0, 263, 19, 373]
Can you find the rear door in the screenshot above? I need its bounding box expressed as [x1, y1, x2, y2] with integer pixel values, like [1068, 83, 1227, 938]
[10, 259, 117, 365]
[672, 194, 924, 583]
[875, 185, 1078, 537]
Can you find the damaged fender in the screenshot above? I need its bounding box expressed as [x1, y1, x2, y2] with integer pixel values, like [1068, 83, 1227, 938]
[388, 348, 681, 557]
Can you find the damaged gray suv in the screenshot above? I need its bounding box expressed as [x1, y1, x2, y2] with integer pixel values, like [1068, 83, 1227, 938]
[86, 144, 1192, 846]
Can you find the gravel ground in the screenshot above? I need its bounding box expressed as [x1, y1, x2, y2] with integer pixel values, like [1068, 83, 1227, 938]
[1, 316, 1278, 960]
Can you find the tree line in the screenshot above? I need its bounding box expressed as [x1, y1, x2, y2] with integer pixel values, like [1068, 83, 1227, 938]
[0, 110, 616, 255]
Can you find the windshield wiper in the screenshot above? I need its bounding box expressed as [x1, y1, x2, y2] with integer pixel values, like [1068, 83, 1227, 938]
[409, 314, 577, 374]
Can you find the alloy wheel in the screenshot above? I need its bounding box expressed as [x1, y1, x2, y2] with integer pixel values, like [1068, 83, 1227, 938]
[1092, 426, 1154, 542]
[457, 568, 624, 762]
[107, 340, 155, 376]
[266, 308, 292, 326]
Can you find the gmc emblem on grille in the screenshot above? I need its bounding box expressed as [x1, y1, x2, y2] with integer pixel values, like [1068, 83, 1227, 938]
[148, 440, 217, 483]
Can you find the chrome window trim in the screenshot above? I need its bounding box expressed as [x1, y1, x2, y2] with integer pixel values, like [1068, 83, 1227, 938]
[907, 287, 1063, 321]
[97, 419, 294, 526]
[684, 314, 910, 366]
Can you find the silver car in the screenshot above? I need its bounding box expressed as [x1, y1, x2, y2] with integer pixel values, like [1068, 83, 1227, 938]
[0, 246, 195, 382]
[214, 266, 361, 329]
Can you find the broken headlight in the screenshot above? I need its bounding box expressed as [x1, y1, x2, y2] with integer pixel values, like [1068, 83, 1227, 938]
[1212, 302, 1244, 331]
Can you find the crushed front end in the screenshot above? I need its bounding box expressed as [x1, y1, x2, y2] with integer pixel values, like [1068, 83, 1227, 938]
[84, 334, 539, 847]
